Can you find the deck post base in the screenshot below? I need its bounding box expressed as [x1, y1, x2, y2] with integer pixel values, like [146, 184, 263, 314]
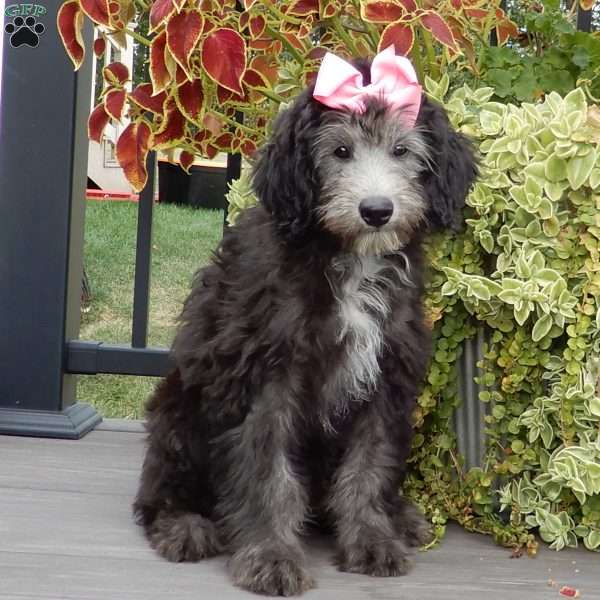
[0, 404, 102, 439]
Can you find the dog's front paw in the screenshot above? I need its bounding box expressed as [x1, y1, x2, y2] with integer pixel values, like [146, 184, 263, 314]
[394, 498, 433, 548]
[229, 544, 315, 596]
[149, 512, 222, 562]
[336, 539, 413, 577]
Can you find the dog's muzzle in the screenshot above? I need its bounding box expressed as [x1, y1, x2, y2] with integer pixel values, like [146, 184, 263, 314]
[359, 196, 394, 228]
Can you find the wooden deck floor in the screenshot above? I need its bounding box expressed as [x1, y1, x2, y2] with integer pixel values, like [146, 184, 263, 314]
[0, 424, 597, 600]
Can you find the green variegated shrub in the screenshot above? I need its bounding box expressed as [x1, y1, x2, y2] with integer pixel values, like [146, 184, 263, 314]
[226, 81, 600, 553]
[414, 78, 600, 553]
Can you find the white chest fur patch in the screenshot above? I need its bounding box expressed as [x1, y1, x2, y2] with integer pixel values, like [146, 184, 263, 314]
[330, 254, 411, 404]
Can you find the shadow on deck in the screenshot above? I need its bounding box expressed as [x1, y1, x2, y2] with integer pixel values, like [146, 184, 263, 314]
[0, 424, 595, 600]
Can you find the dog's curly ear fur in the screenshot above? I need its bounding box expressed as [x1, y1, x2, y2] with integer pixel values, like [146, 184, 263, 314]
[417, 96, 478, 230]
[251, 90, 322, 242]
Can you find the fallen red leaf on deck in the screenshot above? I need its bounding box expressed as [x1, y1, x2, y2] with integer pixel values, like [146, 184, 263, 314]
[559, 586, 580, 598]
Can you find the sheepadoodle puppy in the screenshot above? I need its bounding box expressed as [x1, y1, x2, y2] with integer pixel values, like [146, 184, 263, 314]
[134, 53, 477, 596]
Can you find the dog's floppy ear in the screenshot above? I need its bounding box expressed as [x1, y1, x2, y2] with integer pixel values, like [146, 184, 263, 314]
[417, 96, 478, 230]
[252, 90, 322, 242]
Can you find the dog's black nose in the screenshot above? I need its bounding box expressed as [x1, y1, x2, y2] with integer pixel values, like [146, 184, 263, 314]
[359, 197, 394, 228]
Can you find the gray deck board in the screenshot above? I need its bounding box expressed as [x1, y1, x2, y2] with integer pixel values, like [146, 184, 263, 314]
[0, 429, 597, 599]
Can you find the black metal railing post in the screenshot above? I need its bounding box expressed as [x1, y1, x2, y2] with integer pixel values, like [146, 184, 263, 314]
[0, 4, 101, 438]
[576, 5, 592, 32]
[131, 153, 156, 348]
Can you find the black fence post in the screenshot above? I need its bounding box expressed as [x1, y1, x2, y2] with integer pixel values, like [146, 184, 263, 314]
[131, 152, 156, 348]
[0, 3, 101, 438]
[576, 5, 592, 32]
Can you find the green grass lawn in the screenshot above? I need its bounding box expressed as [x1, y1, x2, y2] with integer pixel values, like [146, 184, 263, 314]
[77, 201, 223, 418]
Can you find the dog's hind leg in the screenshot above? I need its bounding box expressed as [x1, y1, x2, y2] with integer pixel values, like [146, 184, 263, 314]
[216, 382, 315, 596]
[133, 371, 222, 562]
[329, 399, 415, 577]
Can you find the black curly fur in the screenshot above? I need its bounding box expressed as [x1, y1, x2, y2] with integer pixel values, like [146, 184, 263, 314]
[134, 58, 477, 597]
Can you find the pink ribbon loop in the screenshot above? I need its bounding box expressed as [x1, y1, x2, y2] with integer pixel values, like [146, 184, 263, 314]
[312, 46, 422, 128]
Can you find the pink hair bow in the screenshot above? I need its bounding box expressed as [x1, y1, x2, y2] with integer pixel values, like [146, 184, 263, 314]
[313, 46, 422, 128]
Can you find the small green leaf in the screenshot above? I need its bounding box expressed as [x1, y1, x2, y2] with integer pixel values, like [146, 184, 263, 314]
[479, 231, 494, 253]
[469, 280, 491, 301]
[542, 217, 560, 237]
[584, 530, 600, 551]
[538, 198, 554, 219]
[515, 302, 532, 326]
[532, 314, 552, 342]
[545, 154, 567, 182]
[567, 150, 596, 190]
[511, 440, 525, 454]
[563, 87, 587, 114]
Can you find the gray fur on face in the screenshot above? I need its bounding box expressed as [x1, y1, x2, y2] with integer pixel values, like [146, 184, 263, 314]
[313, 103, 430, 256]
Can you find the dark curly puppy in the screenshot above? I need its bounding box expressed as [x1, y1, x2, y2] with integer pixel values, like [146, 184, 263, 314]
[134, 54, 477, 596]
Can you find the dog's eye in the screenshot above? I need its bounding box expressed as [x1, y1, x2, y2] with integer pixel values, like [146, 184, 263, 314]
[393, 144, 408, 157]
[334, 146, 351, 159]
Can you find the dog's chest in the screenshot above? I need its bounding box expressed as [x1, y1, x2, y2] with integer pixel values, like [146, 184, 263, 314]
[327, 256, 398, 403]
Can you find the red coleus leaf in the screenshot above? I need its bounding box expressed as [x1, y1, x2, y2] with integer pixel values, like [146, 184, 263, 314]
[249, 15, 266, 39]
[243, 68, 269, 88]
[361, 1, 405, 23]
[176, 79, 204, 122]
[193, 130, 209, 147]
[130, 83, 166, 114]
[420, 13, 458, 50]
[398, 0, 417, 9]
[80, 0, 109, 26]
[249, 38, 274, 50]
[93, 36, 106, 58]
[57, 1, 85, 70]
[446, 16, 475, 66]
[304, 69, 318, 86]
[154, 99, 186, 149]
[240, 138, 257, 158]
[150, 31, 171, 95]
[497, 18, 518, 45]
[298, 19, 315, 39]
[166, 10, 203, 79]
[287, 0, 319, 16]
[88, 103, 110, 142]
[464, 8, 489, 19]
[202, 28, 247, 95]
[179, 151, 194, 174]
[217, 85, 246, 104]
[175, 66, 188, 86]
[204, 144, 219, 160]
[103, 62, 129, 86]
[104, 89, 127, 121]
[116, 120, 152, 192]
[307, 46, 327, 61]
[379, 22, 414, 55]
[108, 1, 120, 15]
[320, 0, 338, 18]
[283, 32, 305, 52]
[214, 132, 233, 150]
[149, 0, 175, 32]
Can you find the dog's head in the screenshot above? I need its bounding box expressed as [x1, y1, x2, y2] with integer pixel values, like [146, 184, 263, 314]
[252, 59, 477, 254]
